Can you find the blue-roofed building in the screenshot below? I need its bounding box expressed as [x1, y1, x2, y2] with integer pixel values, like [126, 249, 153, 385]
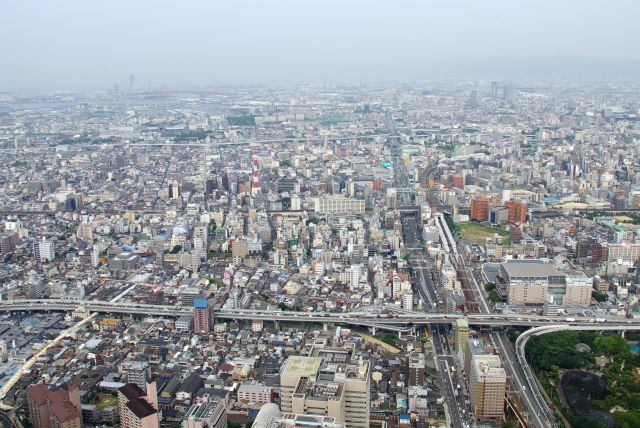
[194, 299, 208, 309]
[194, 299, 211, 334]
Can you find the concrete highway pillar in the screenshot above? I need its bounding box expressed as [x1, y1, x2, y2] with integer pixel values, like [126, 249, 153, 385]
[621, 330, 625, 338]
[323, 323, 328, 332]
[372, 327, 377, 336]
[398, 331, 402, 339]
[274, 321, 280, 330]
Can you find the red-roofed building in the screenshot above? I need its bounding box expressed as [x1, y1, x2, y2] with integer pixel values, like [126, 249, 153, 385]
[26, 383, 82, 428]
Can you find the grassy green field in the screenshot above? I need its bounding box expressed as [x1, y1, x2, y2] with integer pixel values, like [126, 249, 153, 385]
[96, 396, 118, 410]
[457, 223, 510, 244]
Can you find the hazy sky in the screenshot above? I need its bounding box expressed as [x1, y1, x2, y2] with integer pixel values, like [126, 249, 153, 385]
[2, 0, 640, 91]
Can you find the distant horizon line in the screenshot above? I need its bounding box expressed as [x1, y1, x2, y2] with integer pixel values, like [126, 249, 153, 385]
[2, 55, 640, 94]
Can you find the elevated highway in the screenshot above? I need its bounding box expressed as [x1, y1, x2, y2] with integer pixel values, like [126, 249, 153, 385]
[0, 299, 638, 331]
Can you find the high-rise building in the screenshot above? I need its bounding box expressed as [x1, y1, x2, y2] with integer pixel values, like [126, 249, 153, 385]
[314, 196, 365, 215]
[33, 237, 55, 262]
[169, 181, 180, 200]
[0, 231, 19, 254]
[468, 355, 506, 421]
[251, 149, 262, 197]
[118, 383, 159, 428]
[183, 396, 227, 428]
[453, 319, 469, 352]
[490, 81, 498, 98]
[470, 197, 489, 222]
[125, 362, 150, 391]
[76, 223, 93, 243]
[563, 275, 593, 306]
[267, 414, 344, 428]
[221, 172, 230, 193]
[193, 299, 211, 335]
[408, 354, 425, 387]
[349, 264, 360, 289]
[502, 82, 514, 103]
[27, 383, 82, 428]
[499, 260, 565, 305]
[280, 342, 370, 428]
[0, 340, 7, 363]
[504, 200, 527, 224]
[205, 178, 218, 195]
[401, 292, 414, 311]
[290, 194, 301, 211]
[467, 90, 478, 109]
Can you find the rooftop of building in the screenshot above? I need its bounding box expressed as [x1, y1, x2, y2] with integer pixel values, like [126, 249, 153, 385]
[501, 259, 562, 278]
[27, 384, 80, 423]
[282, 356, 323, 377]
[194, 298, 208, 309]
[118, 383, 145, 401]
[126, 397, 157, 419]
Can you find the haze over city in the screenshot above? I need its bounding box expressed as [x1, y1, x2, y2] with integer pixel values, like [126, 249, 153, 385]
[2, 0, 640, 90]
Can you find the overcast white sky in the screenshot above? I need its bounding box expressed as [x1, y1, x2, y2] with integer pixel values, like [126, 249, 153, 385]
[2, 0, 639, 90]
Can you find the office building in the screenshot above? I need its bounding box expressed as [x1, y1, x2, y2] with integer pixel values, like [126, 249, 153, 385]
[280, 343, 370, 428]
[182, 396, 227, 428]
[468, 355, 506, 421]
[313, 196, 365, 215]
[499, 260, 565, 305]
[268, 414, 344, 428]
[277, 178, 299, 194]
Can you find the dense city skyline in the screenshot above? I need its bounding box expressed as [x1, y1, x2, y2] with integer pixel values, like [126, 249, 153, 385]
[3, 3, 640, 428]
